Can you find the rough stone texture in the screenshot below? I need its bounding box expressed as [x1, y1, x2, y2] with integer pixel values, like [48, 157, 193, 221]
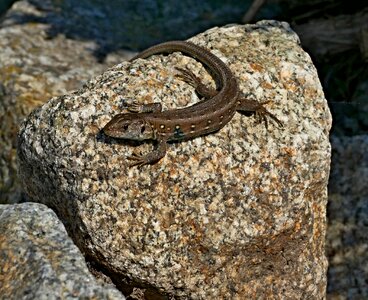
[18, 22, 331, 299]
[0, 0, 130, 204]
[327, 135, 368, 299]
[0, 202, 125, 299]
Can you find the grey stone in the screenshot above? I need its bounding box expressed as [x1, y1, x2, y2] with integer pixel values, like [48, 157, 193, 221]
[0, 0, 129, 204]
[327, 135, 368, 299]
[4, 0, 252, 51]
[18, 22, 331, 299]
[0, 202, 125, 299]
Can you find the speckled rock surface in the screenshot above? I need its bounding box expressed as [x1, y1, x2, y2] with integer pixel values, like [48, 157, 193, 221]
[327, 135, 368, 299]
[18, 22, 331, 299]
[0, 202, 125, 299]
[0, 0, 129, 204]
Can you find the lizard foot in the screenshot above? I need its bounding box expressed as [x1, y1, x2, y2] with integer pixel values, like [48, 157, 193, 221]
[175, 67, 200, 88]
[254, 102, 283, 129]
[127, 151, 150, 167]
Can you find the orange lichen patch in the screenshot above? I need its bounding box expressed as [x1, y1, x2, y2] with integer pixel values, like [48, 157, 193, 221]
[0, 235, 27, 286]
[128, 186, 141, 198]
[249, 63, 264, 72]
[19, 93, 49, 108]
[260, 81, 273, 89]
[254, 223, 264, 232]
[159, 68, 170, 77]
[87, 124, 100, 135]
[169, 167, 178, 178]
[172, 185, 180, 195]
[146, 78, 162, 87]
[296, 76, 307, 85]
[313, 102, 325, 111]
[304, 86, 318, 99]
[0, 65, 23, 80]
[141, 94, 154, 103]
[312, 201, 324, 214]
[60, 125, 71, 136]
[279, 67, 292, 80]
[281, 79, 299, 92]
[294, 219, 302, 232]
[89, 182, 100, 194]
[311, 202, 326, 242]
[160, 210, 176, 229]
[281, 146, 297, 157]
[272, 158, 283, 167]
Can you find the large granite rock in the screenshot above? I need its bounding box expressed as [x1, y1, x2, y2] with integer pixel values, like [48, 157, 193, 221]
[0, 202, 124, 299]
[327, 135, 368, 299]
[18, 22, 331, 299]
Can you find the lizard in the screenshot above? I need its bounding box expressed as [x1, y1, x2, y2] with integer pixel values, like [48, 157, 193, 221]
[103, 41, 282, 167]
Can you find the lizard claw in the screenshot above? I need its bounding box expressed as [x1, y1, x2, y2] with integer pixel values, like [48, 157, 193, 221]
[127, 102, 162, 114]
[175, 67, 199, 87]
[127, 101, 142, 113]
[127, 152, 149, 167]
[127, 141, 167, 167]
[255, 105, 283, 129]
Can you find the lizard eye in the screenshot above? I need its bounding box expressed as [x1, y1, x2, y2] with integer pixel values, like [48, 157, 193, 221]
[141, 125, 146, 133]
[123, 124, 129, 131]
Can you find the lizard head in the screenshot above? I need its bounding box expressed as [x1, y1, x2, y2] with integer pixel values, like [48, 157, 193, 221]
[103, 113, 155, 141]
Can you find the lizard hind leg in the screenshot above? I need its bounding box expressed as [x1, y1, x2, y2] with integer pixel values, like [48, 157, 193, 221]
[236, 98, 283, 128]
[175, 67, 218, 99]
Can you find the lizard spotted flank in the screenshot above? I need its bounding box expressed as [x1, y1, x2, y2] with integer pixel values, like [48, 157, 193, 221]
[103, 41, 281, 166]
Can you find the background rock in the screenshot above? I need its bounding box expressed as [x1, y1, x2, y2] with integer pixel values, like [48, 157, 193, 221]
[0, 0, 16, 17]
[24, 0, 253, 51]
[18, 22, 331, 299]
[0, 202, 125, 299]
[327, 135, 368, 299]
[0, 0, 129, 204]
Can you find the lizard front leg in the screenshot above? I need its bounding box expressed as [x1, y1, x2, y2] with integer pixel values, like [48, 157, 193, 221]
[127, 138, 168, 167]
[127, 102, 162, 113]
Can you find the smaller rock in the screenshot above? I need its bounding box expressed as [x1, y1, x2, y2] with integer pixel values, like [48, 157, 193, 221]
[0, 202, 125, 300]
[327, 135, 368, 299]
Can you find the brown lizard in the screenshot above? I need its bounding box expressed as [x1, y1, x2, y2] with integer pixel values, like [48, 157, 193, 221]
[103, 41, 281, 166]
